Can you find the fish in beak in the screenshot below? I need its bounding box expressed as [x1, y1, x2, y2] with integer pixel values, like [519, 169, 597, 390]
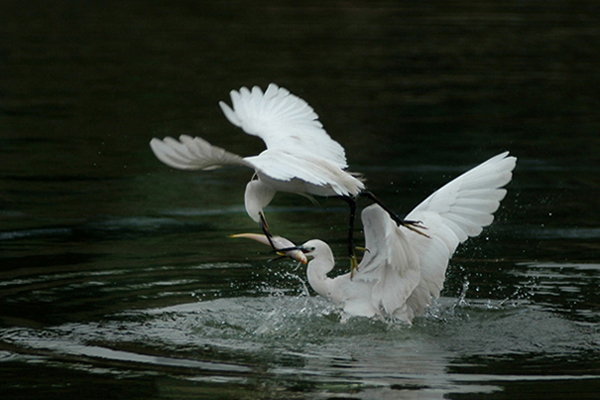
[230, 233, 308, 264]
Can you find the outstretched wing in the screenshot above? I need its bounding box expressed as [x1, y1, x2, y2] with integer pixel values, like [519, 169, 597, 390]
[403, 152, 517, 316]
[219, 83, 348, 169]
[150, 135, 253, 171]
[246, 150, 365, 197]
[355, 204, 421, 322]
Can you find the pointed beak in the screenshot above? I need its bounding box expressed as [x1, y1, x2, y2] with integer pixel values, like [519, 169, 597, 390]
[230, 233, 308, 264]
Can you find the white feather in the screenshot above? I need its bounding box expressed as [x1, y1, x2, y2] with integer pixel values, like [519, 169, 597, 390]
[300, 152, 516, 324]
[150, 84, 364, 225]
[218, 83, 347, 169]
[149, 135, 251, 170]
[402, 151, 517, 312]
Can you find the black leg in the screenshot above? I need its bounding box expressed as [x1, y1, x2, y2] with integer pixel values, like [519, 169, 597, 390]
[341, 196, 357, 258]
[341, 196, 359, 277]
[361, 191, 429, 237]
[258, 211, 278, 250]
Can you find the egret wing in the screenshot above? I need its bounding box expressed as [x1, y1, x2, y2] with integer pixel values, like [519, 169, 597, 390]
[150, 135, 253, 171]
[246, 150, 364, 197]
[403, 152, 517, 316]
[219, 83, 348, 169]
[355, 205, 420, 321]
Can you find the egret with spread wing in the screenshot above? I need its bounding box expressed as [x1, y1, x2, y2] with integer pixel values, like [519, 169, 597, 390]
[235, 152, 517, 324]
[150, 83, 423, 273]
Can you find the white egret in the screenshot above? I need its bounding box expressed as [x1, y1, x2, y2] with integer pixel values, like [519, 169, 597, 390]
[149, 83, 424, 273]
[234, 152, 517, 324]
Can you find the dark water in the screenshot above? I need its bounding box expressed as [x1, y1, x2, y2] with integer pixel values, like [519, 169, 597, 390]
[2, 1, 600, 399]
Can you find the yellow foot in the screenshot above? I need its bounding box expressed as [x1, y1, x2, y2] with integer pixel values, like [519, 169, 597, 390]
[350, 255, 359, 279]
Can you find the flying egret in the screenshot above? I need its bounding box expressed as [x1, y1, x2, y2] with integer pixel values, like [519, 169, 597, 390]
[234, 152, 517, 324]
[149, 83, 424, 273]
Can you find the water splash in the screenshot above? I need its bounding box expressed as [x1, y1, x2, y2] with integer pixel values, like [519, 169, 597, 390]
[457, 278, 470, 308]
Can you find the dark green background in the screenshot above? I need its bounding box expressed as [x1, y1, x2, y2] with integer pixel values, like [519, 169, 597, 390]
[1, 1, 599, 399]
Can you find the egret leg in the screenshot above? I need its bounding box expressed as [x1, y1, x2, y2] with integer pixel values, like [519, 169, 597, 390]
[361, 191, 429, 238]
[341, 196, 359, 278]
[258, 211, 278, 250]
[257, 211, 302, 257]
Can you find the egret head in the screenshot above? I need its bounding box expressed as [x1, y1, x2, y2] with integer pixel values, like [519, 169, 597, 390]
[244, 180, 276, 224]
[230, 233, 307, 264]
[300, 239, 331, 259]
[300, 239, 336, 274]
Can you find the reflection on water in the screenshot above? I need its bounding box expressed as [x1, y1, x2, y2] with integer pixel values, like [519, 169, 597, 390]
[3, 287, 597, 398]
[1, 218, 600, 398]
[2, 0, 600, 398]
